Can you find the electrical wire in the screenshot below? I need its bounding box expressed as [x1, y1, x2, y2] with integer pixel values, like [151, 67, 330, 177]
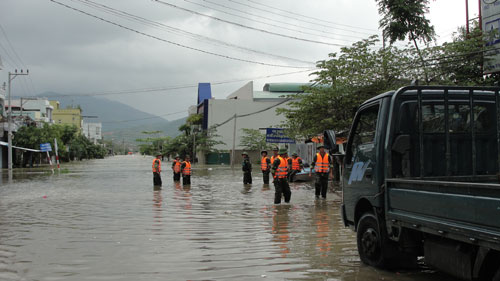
[0, 23, 38, 95]
[101, 110, 186, 124]
[183, 0, 369, 42]
[153, 0, 348, 47]
[40, 69, 315, 97]
[200, 0, 371, 40]
[244, 0, 377, 33]
[72, 0, 316, 65]
[49, 0, 313, 69]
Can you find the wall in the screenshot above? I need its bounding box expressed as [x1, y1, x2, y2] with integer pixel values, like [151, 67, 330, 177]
[207, 99, 290, 151]
[53, 108, 82, 129]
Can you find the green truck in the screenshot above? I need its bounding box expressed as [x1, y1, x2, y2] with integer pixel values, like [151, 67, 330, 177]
[326, 86, 500, 280]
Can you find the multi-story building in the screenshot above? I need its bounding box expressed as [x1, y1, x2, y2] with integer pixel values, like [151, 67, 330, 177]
[7, 98, 54, 125]
[51, 101, 82, 130]
[82, 122, 102, 144]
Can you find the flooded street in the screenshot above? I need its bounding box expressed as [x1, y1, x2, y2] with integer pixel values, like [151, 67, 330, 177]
[0, 155, 459, 281]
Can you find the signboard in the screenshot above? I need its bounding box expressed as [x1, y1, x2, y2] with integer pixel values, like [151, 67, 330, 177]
[482, 0, 500, 73]
[266, 128, 295, 144]
[40, 143, 52, 152]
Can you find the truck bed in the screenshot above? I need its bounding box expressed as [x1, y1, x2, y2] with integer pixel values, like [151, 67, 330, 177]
[385, 178, 500, 251]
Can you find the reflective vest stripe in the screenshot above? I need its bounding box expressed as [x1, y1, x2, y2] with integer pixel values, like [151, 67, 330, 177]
[292, 157, 301, 170]
[270, 155, 276, 164]
[182, 161, 191, 175]
[316, 153, 329, 173]
[152, 159, 161, 173]
[261, 157, 269, 171]
[173, 160, 181, 173]
[276, 156, 288, 179]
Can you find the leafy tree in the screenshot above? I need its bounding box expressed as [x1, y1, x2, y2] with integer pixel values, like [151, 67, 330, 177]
[240, 128, 272, 151]
[278, 36, 410, 138]
[376, 0, 436, 83]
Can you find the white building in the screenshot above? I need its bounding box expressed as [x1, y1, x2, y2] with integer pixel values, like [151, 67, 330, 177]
[82, 122, 102, 144]
[9, 98, 53, 124]
[198, 81, 310, 152]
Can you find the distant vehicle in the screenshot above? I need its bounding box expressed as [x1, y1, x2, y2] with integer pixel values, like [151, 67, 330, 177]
[325, 86, 500, 281]
[127, 152, 133, 155]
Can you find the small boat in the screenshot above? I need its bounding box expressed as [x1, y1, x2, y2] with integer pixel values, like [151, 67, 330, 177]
[293, 167, 314, 182]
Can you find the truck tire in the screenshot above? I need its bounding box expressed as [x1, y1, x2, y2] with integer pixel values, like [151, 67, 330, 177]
[492, 267, 500, 281]
[356, 212, 388, 268]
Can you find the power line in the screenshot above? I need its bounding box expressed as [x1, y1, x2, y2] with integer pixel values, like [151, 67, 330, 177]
[201, 0, 370, 39]
[212, 98, 290, 128]
[0, 23, 38, 95]
[101, 110, 186, 124]
[244, 0, 377, 33]
[49, 0, 313, 69]
[183, 0, 368, 42]
[71, 0, 315, 65]
[153, 0, 348, 47]
[40, 68, 315, 97]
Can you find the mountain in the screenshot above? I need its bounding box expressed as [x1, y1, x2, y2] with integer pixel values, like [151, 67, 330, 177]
[33, 92, 186, 143]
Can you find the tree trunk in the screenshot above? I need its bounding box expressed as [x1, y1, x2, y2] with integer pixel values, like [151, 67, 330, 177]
[410, 31, 429, 84]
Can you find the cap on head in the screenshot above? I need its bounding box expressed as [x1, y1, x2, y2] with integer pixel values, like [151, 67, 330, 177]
[278, 149, 288, 155]
[292, 153, 298, 156]
[317, 145, 325, 149]
[175, 155, 180, 159]
[272, 147, 279, 151]
[241, 152, 248, 156]
[156, 153, 162, 157]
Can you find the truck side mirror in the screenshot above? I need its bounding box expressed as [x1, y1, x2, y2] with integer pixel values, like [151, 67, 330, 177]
[323, 130, 338, 152]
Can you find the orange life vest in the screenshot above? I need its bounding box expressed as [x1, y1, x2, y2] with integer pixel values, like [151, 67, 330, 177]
[152, 158, 161, 173]
[182, 161, 191, 176]
[261, 156, 269, 171]
[292, 157, 302, 171]
[315, 153, 330, 173]
[270, 155, 277, 164]
[275, 156, 288, 179]
[173, 160, 181, 173]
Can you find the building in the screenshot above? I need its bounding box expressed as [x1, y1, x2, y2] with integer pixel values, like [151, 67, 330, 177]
[7, 98, 54, 125]
[196, 81, 310, 163]
[51, 101, 82, 130]
[82, 122, 102, 144]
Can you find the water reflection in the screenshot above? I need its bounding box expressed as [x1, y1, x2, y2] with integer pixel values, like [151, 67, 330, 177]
[0, 156, 461, 281]
[271, 205, 291, 258]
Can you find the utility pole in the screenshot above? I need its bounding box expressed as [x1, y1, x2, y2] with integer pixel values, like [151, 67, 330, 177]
[231, 114, 237, 169]
[8, 69, 29, 171]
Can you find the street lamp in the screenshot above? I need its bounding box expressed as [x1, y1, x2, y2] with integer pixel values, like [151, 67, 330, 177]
[7, 69, 29, 171]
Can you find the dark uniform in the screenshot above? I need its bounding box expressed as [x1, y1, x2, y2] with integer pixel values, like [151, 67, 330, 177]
[288, 154, 303, 182]
[152, 156, 162, 187]
[242, 153, 252, 184]
[260, 151, 271, 184]
[172, 157, 182, 181]
[311, 148, 333, 198]
[181, 159, 192, 185]
[271, 151, 291, 204]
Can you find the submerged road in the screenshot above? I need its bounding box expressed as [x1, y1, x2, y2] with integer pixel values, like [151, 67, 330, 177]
[0, 155, 459, 281]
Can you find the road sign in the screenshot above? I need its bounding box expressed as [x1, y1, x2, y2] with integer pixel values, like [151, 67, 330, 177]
[40, 143, 52, 152]
[266, 128, 295, 144]
[482, 1, 500, 73]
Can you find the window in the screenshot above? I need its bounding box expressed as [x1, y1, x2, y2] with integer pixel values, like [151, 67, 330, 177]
[346, 104, 379, 164]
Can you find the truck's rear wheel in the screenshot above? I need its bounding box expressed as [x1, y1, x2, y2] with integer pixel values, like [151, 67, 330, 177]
[492, 267, 500, 281]
[357, 213, 387, 268]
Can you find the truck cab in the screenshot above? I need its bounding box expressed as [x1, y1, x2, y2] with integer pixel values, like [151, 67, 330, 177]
[330, 86, 500, 281]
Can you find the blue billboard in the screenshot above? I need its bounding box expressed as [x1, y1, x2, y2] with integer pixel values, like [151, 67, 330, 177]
[266, 128, 295, 144]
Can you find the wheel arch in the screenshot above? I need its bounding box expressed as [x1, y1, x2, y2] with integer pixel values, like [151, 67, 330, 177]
[354, 198, 375, 231]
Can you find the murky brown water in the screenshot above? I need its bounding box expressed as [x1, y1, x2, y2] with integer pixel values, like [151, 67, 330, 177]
[0, 155, 459, 280]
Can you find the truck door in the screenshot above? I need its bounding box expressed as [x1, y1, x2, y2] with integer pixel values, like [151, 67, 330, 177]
[343, 103, 380, 222]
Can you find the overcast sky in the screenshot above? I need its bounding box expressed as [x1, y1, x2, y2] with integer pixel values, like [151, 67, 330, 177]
[0, 0, 479, 122]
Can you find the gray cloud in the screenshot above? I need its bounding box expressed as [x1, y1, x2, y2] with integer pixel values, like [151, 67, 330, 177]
[0, 0, 471, 121]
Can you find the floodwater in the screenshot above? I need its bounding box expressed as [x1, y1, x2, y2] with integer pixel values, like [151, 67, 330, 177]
[0, 155, 459, 281]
